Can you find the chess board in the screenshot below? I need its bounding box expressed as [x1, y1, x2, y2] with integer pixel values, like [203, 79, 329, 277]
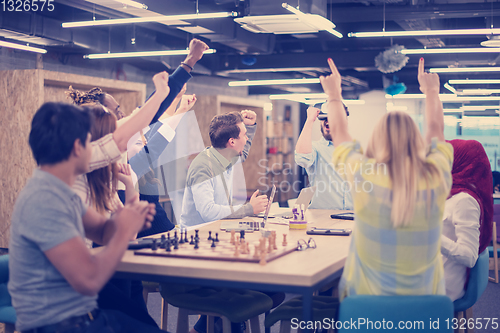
[134, 237, 298, 263]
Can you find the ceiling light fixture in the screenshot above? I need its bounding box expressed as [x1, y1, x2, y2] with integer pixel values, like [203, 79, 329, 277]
[386, 94, 500, 101]
[228, 78, 320, 87]
[269, 93, 364, 104]
[0, 40, 47, 54]
[401, 48, 500, 55]
[444, 83, 457, 94]
[460, 105, 499, 110]
[430, 67, 500, 73]
[63, 12, 237, 28]
[348, 28, 500, 38]
[281, 3, 342, 38]
[112, 0, 148, 10]
[84, 49, 216, 59]
[448, 79, 500, 84]
[218, 67, 328, 74]
[461, 89, 500, 95]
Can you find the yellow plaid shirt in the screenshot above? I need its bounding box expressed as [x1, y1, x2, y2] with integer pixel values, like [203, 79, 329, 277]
[332, 139, 453, 300]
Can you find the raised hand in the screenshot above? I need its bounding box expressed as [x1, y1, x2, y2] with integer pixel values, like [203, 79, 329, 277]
[115, 200, 154, 237]
[249, 190, 269, 215]
[306, 106, 320, 123]
[176, 94, 197, 114]
[241, 110, 257, 126]
[152, 71, 170, 98]
[319, 58, 343, 100]
[183, 38, 210, 69]
[418, 57, 440, 95]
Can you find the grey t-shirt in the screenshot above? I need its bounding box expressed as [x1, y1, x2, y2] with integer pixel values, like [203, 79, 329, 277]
[8, 169, 96, 331]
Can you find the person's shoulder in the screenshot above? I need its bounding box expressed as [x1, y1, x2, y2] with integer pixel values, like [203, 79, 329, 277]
[451, 192, 480, 209]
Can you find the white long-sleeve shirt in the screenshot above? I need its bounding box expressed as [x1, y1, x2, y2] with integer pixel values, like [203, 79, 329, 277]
[441, 192, 480, 301]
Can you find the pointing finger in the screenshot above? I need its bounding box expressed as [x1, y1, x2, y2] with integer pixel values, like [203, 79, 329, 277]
[327, 58, 339, 75]
[418, 57, 425, 76]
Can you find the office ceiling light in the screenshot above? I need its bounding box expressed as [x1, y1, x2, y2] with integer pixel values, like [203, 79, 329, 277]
[348, 28, 500, 38]
[481, 35, 500, 47]
[444, 83, 457, 94]
[228, 78, 320, 87]
[461, 89, 500, 95]
[430, 67, 500, 73]
[112, 0, 147, 10]
[63, 12, 237, 28]
[461, 105, 499, 110]
[386, 94, 500, 101]
[448, 79, 500, 84]
[218, 67, 327, 74]
[269, 93, 364, 104]
[84, 49, 216, 59]
[0, 40, 47, 53]
[401, 48, 500, 55]
[281, 3, 342, 38]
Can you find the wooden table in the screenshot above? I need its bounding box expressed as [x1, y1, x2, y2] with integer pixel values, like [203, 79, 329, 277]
[115, 209, 354, 330]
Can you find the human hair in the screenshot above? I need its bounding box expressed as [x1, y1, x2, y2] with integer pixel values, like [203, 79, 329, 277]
[29, 102, 92, 166]
[84, 104, 119, 213]
[66, 86, 125, 120]
[209, 111, 244, 149]
[366, 111, 443, 228]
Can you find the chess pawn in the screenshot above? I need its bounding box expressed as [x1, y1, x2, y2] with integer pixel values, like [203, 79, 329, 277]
[267, 237, 273, 253]
[282, 234, 288, 246]
[253, 245, 259, 259]
[234, 243, 240, 257]
[259, 246, 267, 266]
[230, 230, 236, 245]
[271, 231, 278, 250]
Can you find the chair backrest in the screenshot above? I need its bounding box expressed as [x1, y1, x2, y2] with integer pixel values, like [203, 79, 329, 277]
[453, 249, 489, 312]
[338, 295, 453, 332]
[0, 254, 17, 324]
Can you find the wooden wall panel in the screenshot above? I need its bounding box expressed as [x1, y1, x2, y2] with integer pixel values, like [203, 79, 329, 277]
[0, 70, 43, 248]
[191, 95, 218, 148]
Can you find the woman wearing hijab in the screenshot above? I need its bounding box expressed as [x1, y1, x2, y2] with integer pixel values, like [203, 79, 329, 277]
[441, 139, 493, 301]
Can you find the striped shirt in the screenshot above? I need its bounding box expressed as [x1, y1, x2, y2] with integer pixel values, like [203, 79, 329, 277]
[333, 139, 453, 300]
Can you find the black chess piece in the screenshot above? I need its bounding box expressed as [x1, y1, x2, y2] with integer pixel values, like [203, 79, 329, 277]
[190, 235, 195, 245]
[211, 238, 216, 248]
[215, 233, 219, 242]
[184, 230, 188, 243]
[167, 232, 170, 241]
[208, 231, 212, 241]
[174, 230, 178, 241]
[151, 239, 158, 251]
[174, 239, 179, 250]
[165, 240, 171, 252]
[194, 240, 199, 249]
[195, 230, 200, 241]
[179, 230, 185, 244]
[160, 235, 166, 249]
[240, 230, 245, 240]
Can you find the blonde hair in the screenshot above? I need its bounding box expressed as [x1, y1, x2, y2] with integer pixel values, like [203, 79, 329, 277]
[366, 111, 442, 228]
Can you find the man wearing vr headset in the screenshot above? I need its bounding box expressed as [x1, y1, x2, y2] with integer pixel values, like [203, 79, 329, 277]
[295, 103, 353, 210]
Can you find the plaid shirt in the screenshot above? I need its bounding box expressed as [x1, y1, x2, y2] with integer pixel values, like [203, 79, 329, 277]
[333, 139, 453, 300]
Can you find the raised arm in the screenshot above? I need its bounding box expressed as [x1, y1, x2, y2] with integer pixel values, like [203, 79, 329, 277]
[418, 57, 445, 144]
[295, 107, 320, 154]
[320, 58, 352, 146]
[112, 72, 170, 152]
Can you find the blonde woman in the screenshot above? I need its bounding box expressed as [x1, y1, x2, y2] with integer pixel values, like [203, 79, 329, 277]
[322, 58, 453, 299]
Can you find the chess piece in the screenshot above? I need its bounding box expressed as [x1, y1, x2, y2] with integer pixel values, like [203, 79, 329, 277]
[230, 230, 236, 245]
[151, 239, 158, 251]
[173, 239, 179, 250]
[259, 244, 267, 266]
[236, 236, 240, 244]
[160, 235, 166, 249]
[253, 245, 259, 259]
[211, 238, 216, 248]
[195, 230, 200, 242]
[194, 240, 199, 249]
[234, 243, 240, 257]
[240, 239, 246, 254]
[282, 234, 288, 246]
[215, 232, 219, 242]
[240, 230, 245, 240]
[165, 240, 171, 252]
[267, 237, 273, 253]
[190, 235, 195, 245]
[167, 232, 170, 241]
[184, 230, 188, 243]
[208, 231, 212, 241]
[179, 230, 185, 244]
[272, 231, 278, 250]
[246, 242, 250, 254]
[174, 230, 178, 242]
